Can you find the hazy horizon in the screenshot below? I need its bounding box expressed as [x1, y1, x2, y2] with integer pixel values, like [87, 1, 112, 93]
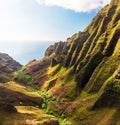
[0, 0, 111, 65]
[0, 41, 55, 65]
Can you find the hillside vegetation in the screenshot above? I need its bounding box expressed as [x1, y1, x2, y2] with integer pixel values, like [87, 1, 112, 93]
[0, 0, 120, 124]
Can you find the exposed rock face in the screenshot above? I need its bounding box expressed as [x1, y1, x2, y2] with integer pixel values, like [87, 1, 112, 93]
[45, 41, 66, 66]
[111, 0, 120, 4]
[45, 41, 65, 57]
[24, 58, 50, 74]
[0, 53, 21, 72]
[0, 53, 21, 82]
[24, 41, 65, 74]
[23, 41, 66, 87]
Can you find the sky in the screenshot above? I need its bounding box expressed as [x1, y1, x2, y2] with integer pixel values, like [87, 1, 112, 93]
[0, 41, 55, 64]
[0, 0, 111, 64]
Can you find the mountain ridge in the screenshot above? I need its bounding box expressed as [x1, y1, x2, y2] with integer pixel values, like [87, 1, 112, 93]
[0, 52, 21, 82]
[24, 0, 120, 93]
[0, 0, 120, 124]
[21, 0, 120, 124]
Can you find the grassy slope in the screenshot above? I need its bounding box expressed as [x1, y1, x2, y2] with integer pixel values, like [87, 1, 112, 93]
[39, 2, 120, 125]
[0, 81, 41, 98]
[0, 82, 59, 125]
[40, 64, 77, 101]
[0, 1, 119, 125]
[0, 106, 57, 125]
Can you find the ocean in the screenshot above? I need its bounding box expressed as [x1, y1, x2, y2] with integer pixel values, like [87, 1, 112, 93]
[0, 41, 55, 65]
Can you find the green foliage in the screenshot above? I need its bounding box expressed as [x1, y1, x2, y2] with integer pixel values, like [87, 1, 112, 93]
[106, 80, 120, 93]
[13, 70, 32, 84]
[2, 81, 42, 98]
[58, 118, 72, 125]
[42, 103, 47, 109]
[37, 89, 73, 125]
[38, 91, 56, 110]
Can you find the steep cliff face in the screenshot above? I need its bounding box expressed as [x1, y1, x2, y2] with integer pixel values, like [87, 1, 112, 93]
[62, 0, 120, 90]
[16, 0, 120, 124]
[24, 41, 65, 74]
[28, 0, 119, 92]
[0, 53, 21, 82]
[23, 41, 65, 87]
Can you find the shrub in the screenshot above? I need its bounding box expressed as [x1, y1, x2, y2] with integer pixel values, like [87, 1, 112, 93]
[13, 71, 32, 84]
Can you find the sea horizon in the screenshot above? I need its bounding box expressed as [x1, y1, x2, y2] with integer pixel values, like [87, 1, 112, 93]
[0, 41, 56, 65]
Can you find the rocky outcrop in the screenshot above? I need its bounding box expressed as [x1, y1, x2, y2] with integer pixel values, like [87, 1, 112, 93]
[45, 41, 65, 57]
[24, 58, 50, 74]
[0, 53, 21, 73]
[24, 41, 65, 74]
[23, 41, 66, 87]
[45, 41, 66, 66]
[111, 0, 120, 4]
[0, 53, 21, 82]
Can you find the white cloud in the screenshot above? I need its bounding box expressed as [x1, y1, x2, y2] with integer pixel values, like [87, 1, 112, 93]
[35, 0, 111, 12]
